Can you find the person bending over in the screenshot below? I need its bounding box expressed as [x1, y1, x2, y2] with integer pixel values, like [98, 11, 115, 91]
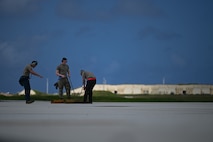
[80, 70, 96, 103]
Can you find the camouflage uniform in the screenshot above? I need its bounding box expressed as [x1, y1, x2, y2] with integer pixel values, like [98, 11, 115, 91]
[56, 64, 71, 98]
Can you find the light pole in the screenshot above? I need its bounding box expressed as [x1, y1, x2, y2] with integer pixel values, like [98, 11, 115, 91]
[46, 78, 49, 94]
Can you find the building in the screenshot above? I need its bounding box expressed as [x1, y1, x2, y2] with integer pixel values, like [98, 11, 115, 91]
[18, 90, 36, 95]
[72, 84, 213, 95]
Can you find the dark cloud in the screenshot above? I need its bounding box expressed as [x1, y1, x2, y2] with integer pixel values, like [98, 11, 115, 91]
[56, 0, 165, 21]
[113, 0, 165, 17]
[0, 0, 43, 17]
[0, 41, 22, 64]
[74, 26, 93, 37]
[56, 0, 89, 20]
[56, 0, 114, 22]
[0, 33, 50, 67]
[138, 27, 182, 40]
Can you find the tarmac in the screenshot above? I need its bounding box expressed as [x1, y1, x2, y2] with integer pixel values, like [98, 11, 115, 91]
[0, 101, 213, 142]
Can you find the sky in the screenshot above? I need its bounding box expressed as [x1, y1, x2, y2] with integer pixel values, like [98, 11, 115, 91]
[0, 0, 213, 94]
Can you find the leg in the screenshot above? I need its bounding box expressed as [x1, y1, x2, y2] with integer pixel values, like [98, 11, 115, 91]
[84, 90, 89, 103]
[23, 78, 31, 101]
[65, 78, 71, 98]
[86, 80, 96, 103]
[23, 78, 34, 104]
[58, 79, 64, 99]
[89, 80, 96, 103]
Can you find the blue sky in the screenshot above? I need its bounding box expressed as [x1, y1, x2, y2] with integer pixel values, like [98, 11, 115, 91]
[0, 0, 213, 94]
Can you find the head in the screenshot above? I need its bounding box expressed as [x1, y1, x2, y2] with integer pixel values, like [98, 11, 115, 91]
[80, 69, 84, 76]
[61, 57, 67, 64]
[31, 61, 38, 67]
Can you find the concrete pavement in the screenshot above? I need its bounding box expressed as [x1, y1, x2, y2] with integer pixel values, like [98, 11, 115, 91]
[0, 101, 213, 142]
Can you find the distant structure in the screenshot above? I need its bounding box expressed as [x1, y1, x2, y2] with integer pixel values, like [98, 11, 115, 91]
[18, 90, 36, 95]
[72, 84, 213, 95]
[102, 77, 107, 91]
[162, 77, 165, 85]
[46, 78, 49, 94]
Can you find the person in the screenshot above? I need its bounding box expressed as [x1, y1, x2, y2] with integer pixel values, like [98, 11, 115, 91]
[80, 69, 96, 103]
[19, 61, 43, 104]
[56, 57, 71, 99]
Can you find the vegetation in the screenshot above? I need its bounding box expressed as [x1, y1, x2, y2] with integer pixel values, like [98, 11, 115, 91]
[1, 91, 213, 102]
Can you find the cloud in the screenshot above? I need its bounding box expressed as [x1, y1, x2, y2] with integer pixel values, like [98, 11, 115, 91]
[138, 27, 182, 40]
[31, 34, 50, 44]
[0, 0, 43, 16]
[105, 61, 121, 74]
[56, 0, 165, 21]
[89, 56, 98, 64]
[74, 26, 93, 37]
[0, 41, 30, 65]
[171, 54, 187, 67]
[56, 0, 115, 21]
[56, 0, 88, 20]
[0, 33, 50, 66]
[113, 0, 165, 17]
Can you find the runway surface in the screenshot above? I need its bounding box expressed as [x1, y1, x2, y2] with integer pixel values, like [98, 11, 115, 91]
[0, 101, 213, 142]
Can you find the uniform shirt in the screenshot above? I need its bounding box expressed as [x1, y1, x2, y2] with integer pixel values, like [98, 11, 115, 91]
[82, 71, 96, 80]
[81, 71, 96, 86]
[23, 64, 32, 77]
[56, 64, 69, 76]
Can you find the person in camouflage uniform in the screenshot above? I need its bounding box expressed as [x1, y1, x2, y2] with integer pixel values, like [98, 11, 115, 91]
[56, 57, 71, 99]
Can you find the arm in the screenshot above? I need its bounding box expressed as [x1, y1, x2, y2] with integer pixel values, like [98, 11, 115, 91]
[30, 69, 43, 78]
[82, 78, 85, 87]
[82, 79, 86, 90]
[82, 72, 86, 89]
[68, 69, 71, 77]
[56, 70, 65, 78]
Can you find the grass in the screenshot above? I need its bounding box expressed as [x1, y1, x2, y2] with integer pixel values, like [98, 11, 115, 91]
[1, 91, 213, 102]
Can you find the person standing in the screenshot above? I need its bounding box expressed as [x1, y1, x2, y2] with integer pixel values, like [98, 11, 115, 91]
[80, 70, 96, 103]
[19, 61, 43, 104]
[56, 57, 71, 99]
